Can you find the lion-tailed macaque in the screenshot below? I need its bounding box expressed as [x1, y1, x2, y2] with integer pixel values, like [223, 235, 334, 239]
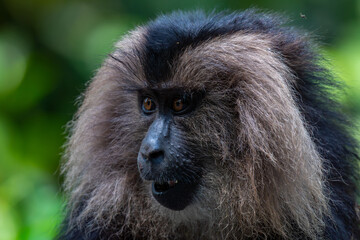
[58, 10, 359, 240]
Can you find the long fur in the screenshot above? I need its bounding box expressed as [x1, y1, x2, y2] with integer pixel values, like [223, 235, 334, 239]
[59, 10, 359, 240]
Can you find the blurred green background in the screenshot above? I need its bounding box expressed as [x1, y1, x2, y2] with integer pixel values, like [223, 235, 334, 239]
[0, 0, 359, 239]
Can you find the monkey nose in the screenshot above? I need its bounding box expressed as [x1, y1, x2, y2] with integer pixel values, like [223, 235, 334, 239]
[139, 132, 165, 165]
[137, 149, 165, 181]
[141, 150, 164, 165]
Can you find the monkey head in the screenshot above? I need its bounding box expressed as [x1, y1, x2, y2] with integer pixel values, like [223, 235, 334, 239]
[61, 10, 359, 240]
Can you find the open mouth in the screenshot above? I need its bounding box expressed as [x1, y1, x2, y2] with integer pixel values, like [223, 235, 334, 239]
[153, 180, 178, 193]
[151, 180, 198, 211]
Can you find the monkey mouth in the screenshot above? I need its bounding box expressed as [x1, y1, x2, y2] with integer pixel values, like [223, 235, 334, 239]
[153, 180, 178, 192]
[151, 180, 198, 211]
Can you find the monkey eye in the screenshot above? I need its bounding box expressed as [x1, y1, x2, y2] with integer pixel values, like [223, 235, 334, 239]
[173, 98, 184, 112]
[172, 95, 190, 114]
[142, 97, 156, 113]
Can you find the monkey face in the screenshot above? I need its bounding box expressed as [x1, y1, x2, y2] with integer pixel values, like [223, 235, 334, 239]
[137, 89, 205, 210]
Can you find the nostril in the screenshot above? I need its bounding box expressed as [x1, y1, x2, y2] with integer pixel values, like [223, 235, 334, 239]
[148, 151, 164, 164]
[149, 150, 163, 159]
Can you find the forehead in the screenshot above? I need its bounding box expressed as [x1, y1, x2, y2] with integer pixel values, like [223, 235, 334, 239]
[141, 11, 275, 84]
[112, 11, 284, 90]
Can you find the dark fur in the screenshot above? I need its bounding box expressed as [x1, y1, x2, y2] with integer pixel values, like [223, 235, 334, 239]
[58, 9, 359, 240]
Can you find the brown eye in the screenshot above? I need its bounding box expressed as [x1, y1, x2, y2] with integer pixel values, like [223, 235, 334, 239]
[173, 98, 184, 112]
[142, 97, 156, 113]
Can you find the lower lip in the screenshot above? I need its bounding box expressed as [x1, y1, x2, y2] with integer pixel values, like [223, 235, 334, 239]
[151, 181, 198, 211]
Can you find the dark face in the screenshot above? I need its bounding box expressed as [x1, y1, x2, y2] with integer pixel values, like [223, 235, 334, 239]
[137, 88, 204, 211]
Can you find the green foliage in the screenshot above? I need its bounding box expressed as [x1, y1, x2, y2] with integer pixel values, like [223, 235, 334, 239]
[0, 0, 359, 239]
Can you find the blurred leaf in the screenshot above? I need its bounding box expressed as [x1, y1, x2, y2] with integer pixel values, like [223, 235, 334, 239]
[39, 2, 100, 61]
[0, 114, 20, 175]
[20, 112, 65, 171]
[82, 18, 132, 72]
[0, 28, 29, 98]
[327, 33, 360, 116]
[17, 181, 62, 240]
[0, 199, 18, 240]
[0, 172, 63, 240]
[2, 52, 57, 113]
